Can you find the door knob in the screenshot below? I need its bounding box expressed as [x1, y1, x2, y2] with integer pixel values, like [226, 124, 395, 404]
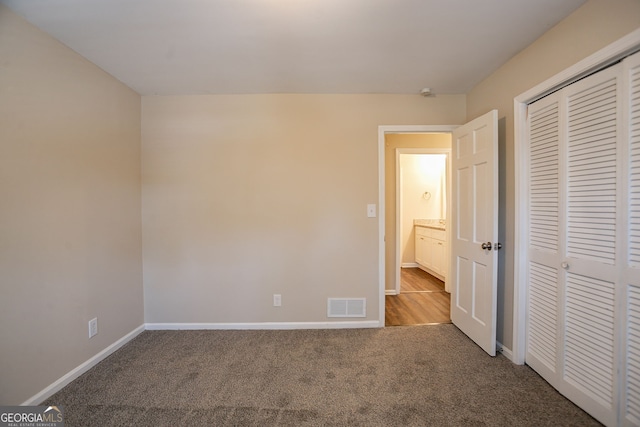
[481, 242, 492, 250]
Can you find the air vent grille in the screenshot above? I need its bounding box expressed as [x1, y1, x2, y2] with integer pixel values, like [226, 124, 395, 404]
[327, 298, 366, 318]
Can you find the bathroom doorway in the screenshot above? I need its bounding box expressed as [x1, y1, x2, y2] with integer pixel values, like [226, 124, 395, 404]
[382, 132, 452, 326]
[395, 151, 449, 292]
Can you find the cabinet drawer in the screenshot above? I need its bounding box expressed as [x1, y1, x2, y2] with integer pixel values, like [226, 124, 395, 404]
[431, 229, 446, 241]
[415, 226, 430, 237]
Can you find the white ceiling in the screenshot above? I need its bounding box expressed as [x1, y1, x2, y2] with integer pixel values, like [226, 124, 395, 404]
[1, 0, 587, 96]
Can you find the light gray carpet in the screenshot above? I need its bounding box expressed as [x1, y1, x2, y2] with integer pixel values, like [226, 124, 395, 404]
[44, 325, 600, 426]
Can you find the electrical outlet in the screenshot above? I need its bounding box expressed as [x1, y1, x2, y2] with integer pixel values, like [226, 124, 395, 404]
[88, 317, 98, 338]
[273, 294, 281, 307]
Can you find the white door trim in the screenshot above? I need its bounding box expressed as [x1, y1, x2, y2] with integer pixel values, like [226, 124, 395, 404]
[378, 125, 457, 325]
[512, 28, 640, 365]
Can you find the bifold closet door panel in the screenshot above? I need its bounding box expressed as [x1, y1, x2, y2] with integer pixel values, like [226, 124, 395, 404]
[624, 50, 640, 427]
[526, 91, 562, 380]
[561, 64, 621, 415]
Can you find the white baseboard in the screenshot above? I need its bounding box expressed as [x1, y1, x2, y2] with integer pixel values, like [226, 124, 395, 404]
[145, 321, 381, 330]
[21, 324, 145, 406]
[401, 262, 419, 268]
[385, 289, 398, 295]
[496, 341, 514, 362]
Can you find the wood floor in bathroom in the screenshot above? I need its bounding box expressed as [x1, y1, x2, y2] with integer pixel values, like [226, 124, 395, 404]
[385, 268, 451, 326]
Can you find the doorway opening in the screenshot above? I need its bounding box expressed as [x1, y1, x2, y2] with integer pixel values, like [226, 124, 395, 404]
[377, 129, 454, 326]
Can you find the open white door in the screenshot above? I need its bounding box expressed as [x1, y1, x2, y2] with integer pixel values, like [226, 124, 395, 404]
[450, 110, 499, 356]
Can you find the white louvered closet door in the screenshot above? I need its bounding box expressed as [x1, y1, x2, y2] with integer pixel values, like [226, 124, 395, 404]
[526, 89, 562, 382]
[525, 52, 640, 426]
[624, 51, 640, 427]
[562, 64, 621, 425]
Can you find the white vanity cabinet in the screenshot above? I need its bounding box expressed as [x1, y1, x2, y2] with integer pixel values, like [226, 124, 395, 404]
[414, 225, 446, 281]
[414, 226, 430, 270]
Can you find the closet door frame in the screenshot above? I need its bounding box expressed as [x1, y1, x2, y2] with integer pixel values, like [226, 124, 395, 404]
[513, 28, 640, 366]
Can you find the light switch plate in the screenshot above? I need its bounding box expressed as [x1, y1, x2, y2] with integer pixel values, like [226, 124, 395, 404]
[367, 204, 376, 218]
[88, 317, 98, 338]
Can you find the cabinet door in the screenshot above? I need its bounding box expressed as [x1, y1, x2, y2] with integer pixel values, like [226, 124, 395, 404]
[432, 239, 445, 276]
[415, 230, 427, 267]
[431, 229, 447, 277]
[423, 238, 433, 270]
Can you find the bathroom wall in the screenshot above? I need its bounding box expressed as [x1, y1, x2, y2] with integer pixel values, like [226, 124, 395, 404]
[399, 154, 447, 266]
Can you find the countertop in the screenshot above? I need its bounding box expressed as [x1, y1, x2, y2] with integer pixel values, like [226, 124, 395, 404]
[414, 219, 446, 230]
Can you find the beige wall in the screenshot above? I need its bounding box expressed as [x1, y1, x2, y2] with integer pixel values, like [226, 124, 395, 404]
[384, 134, 452, 291]
[142, 95, 465, 323]
[466, 0, 640, 350]
[0, 6, 143, 405]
